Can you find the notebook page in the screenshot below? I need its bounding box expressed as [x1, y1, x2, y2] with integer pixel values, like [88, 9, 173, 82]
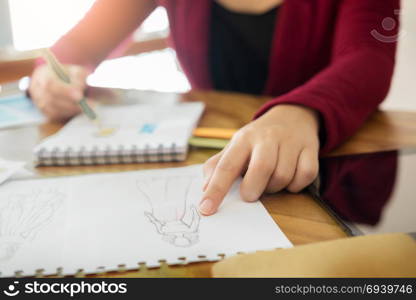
[0, 165, 292, 276]
[34, 102, 204, 152]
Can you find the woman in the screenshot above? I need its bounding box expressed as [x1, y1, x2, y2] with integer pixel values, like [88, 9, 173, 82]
[29, 0, 400, 216]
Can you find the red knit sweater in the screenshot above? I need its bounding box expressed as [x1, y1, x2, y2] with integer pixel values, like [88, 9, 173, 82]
[49, 0, 400, 153]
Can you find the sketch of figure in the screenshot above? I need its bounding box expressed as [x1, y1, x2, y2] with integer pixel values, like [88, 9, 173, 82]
[0, 189, 64, 262]
[137, 176, 200, 247]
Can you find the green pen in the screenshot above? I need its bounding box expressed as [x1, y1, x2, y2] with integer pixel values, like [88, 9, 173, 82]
[41, 48, 98, 121]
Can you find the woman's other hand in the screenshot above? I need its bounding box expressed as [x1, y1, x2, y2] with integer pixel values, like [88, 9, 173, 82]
[200, 104, 320, 216]
[29, 64, 89, 122]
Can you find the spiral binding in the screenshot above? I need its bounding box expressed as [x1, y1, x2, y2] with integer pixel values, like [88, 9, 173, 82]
[35, 142, 187, 166]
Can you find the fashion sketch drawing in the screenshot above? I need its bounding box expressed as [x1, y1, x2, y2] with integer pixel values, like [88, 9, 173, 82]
[0, 189, 64, 262]
[137, 176, 200, 247]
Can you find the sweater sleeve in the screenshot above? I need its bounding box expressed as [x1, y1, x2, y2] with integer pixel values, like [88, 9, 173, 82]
[254, 0, 400, 154]
[46, 0, 157, 70]
[320, 151, 397, 225]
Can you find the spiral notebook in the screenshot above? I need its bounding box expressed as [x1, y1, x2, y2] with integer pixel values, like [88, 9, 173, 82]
[34, 102, 204, 166]
[0, 164, 292, 277]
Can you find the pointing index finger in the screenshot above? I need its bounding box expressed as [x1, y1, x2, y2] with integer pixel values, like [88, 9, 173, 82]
[199, 139, 250, 216]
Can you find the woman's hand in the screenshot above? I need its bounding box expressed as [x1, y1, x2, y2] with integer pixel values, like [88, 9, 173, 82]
[199, 104, 320, 216]
[29, 64, 89, 122]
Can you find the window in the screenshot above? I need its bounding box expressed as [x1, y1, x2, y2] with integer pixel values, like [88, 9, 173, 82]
[6, 1, 184, 92]
[9, 0, 96, 51]
[8, 0, 169, 51]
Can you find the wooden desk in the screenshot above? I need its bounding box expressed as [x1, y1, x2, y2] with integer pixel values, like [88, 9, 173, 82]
[1, 88, 416, 278]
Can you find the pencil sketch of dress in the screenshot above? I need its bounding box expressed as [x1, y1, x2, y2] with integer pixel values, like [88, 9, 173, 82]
[137, 176, 200, 247]
[0, 189, 64, 262]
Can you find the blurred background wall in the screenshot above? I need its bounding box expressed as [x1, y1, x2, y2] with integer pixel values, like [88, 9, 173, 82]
[0, 0, 13, 48]
[382, 0, 416, 111]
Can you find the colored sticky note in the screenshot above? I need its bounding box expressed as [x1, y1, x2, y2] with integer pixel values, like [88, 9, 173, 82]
[139, 123, 157, 134]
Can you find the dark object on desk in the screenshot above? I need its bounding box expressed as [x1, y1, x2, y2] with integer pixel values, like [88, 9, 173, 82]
[318, 150, 416, 236]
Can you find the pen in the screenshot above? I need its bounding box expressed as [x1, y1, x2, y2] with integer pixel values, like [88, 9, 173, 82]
[41, 48, 98, 121]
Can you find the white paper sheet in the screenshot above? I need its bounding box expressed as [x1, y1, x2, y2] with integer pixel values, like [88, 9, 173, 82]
[0, 93, 44, 129]
[0, 160, 26, 186]
[0, 165, 292, 277]
[0, 179, 68, 276]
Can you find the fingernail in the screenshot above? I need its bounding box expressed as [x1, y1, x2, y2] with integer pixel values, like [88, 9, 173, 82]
[199, 199, 214, 215]
[245, 191, 260, 202]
